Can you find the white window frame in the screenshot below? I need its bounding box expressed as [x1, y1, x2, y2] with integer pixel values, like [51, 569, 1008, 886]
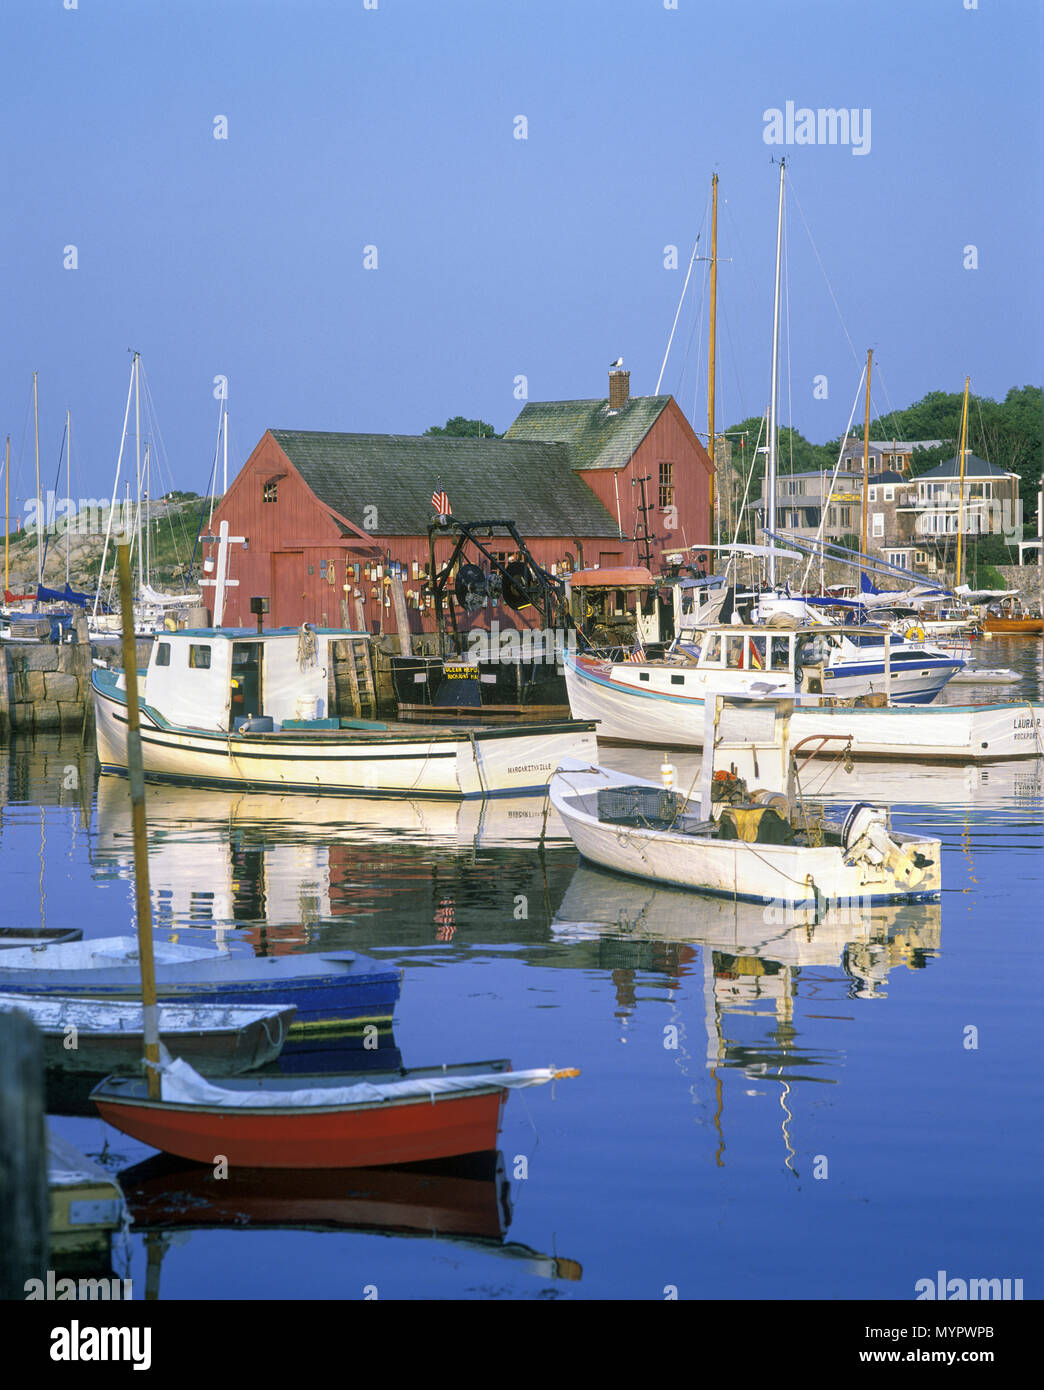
[871, 513, 884, 538]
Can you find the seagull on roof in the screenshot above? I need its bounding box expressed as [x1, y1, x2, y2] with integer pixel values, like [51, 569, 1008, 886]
[610, 356, 623, 368]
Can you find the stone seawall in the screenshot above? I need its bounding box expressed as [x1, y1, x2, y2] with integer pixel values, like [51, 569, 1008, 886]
[0, 627, 154, 737]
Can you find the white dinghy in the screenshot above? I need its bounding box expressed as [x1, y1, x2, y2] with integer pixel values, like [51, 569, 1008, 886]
[549, 694, 942, 908]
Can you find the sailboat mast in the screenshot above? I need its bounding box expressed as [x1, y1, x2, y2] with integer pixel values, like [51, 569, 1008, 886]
[767, 160, 785, 589]
[955, 376, 971, 587]
[144, 443, 151, 587]
[4, 435, 9, 596]
[65, 410, 71, 588]
[223, 405, 229, 496]
[708, 173, 718, 546]
[859, 349, 873, 578]
[33, 371, 42, 587]
[134, 352, 143, 590]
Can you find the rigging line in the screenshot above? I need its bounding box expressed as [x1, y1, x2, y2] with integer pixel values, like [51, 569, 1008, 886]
[684, 260, 710, 427]
[655, 185, 712, 394]
[799, 368, 867, 590]
[40, 418, 69, 579]
[785, 172, 861, 369]
[868, 363, 908, 446]
[727, 413, 768, 566]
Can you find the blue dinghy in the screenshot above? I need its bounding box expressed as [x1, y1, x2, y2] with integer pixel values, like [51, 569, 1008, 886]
[0, 937, 401, 1036]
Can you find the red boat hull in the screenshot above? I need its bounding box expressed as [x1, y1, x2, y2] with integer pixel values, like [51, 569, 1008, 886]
[94, 1088, 509, 1168]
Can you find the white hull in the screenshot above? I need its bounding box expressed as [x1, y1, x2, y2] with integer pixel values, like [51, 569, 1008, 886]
[564, 654, 1044, 761]
[549, 764, 941, 907]
[95, 680, 597, 798]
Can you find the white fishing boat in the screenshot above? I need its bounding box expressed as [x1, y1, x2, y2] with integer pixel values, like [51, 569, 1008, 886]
[563, 641, 1044, 761]
[549, 695, 942, 907]
[93, 626, 596, 798]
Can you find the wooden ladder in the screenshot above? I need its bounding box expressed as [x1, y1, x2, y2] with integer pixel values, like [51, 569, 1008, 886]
[330, 637, 377, 719]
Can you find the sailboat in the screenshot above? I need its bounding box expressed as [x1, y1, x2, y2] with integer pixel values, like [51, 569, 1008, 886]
[89, 354, 198, 640]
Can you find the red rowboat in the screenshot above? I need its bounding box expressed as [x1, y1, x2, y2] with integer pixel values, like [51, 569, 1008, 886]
[91, 1057, 579, 1168]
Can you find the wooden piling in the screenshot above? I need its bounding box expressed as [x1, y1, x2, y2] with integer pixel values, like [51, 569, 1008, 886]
[0, 1011, 49, 1297]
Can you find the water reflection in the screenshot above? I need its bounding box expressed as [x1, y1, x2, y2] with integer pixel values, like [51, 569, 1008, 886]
[90, 776, 570, 941]
[117, 1150, 582, 1298]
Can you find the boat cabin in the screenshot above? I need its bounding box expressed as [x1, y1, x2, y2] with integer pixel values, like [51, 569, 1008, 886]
[616, 624, 836, 696]
[137, 627, 364, 732]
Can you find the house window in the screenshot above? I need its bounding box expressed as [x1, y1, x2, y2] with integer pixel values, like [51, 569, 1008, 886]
[189, 644, 211, 669]
[659, 461, 674, 509]
[915, 550, 929, 564]
[263, 480, 278, 503]
[868, 487, 877, 502]
[155, 642, 171, 667]
[872, 513, 884, 538]
[884, 485, 894, 501]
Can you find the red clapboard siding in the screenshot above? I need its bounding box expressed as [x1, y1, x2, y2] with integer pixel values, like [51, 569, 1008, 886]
[206, 405, 713, 634]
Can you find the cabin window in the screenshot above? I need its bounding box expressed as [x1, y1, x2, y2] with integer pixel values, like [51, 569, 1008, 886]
[263, 480, 278, 503]
[659, 461, 674, 509]
[725, 635, 745, 669]
[189, 644, 212, 669]
[155, 642, 171, 667]
[702, 633, 722, 665]
[770, 636, 791, 671]
[749, 636, 767, 671]
[639, 672, 650, 682]
[670, 674, 684, 686]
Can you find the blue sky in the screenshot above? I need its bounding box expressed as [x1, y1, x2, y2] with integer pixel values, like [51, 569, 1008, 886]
[1, 0, 1041, 512]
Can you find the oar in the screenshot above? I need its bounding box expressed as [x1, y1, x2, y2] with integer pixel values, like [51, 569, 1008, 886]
[116, 541, 160, 1099]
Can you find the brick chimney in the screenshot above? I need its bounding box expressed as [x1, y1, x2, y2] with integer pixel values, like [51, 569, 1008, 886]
[608, 369, 630, 411]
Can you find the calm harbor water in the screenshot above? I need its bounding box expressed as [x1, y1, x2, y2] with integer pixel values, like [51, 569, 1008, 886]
[1, 637, 1041, 1301]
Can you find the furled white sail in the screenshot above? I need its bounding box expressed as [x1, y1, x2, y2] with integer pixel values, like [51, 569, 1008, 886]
[142, 584, 194, 608]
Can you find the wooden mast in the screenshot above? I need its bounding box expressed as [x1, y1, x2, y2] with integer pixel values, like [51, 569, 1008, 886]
[116, 541, 161, 1099]
[859, 349, 873, 580]
[708, 173, 718, 545]
[954, 376, 971, 587]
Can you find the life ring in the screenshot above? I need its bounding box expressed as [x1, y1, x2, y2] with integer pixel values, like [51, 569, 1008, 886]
[904, 625, 925, 643]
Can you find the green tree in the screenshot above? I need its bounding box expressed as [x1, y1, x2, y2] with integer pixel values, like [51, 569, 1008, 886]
[424, 417, 501, 438]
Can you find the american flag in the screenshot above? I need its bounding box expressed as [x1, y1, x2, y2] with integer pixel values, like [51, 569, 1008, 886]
[431, 484, 451, 517]
[626, 637, 645, 663]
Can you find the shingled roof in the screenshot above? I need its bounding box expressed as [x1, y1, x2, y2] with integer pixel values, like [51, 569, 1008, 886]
[504, 396, 673, 470]
[918, 454, 1013, 479]
[269, 430, 621, 537]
